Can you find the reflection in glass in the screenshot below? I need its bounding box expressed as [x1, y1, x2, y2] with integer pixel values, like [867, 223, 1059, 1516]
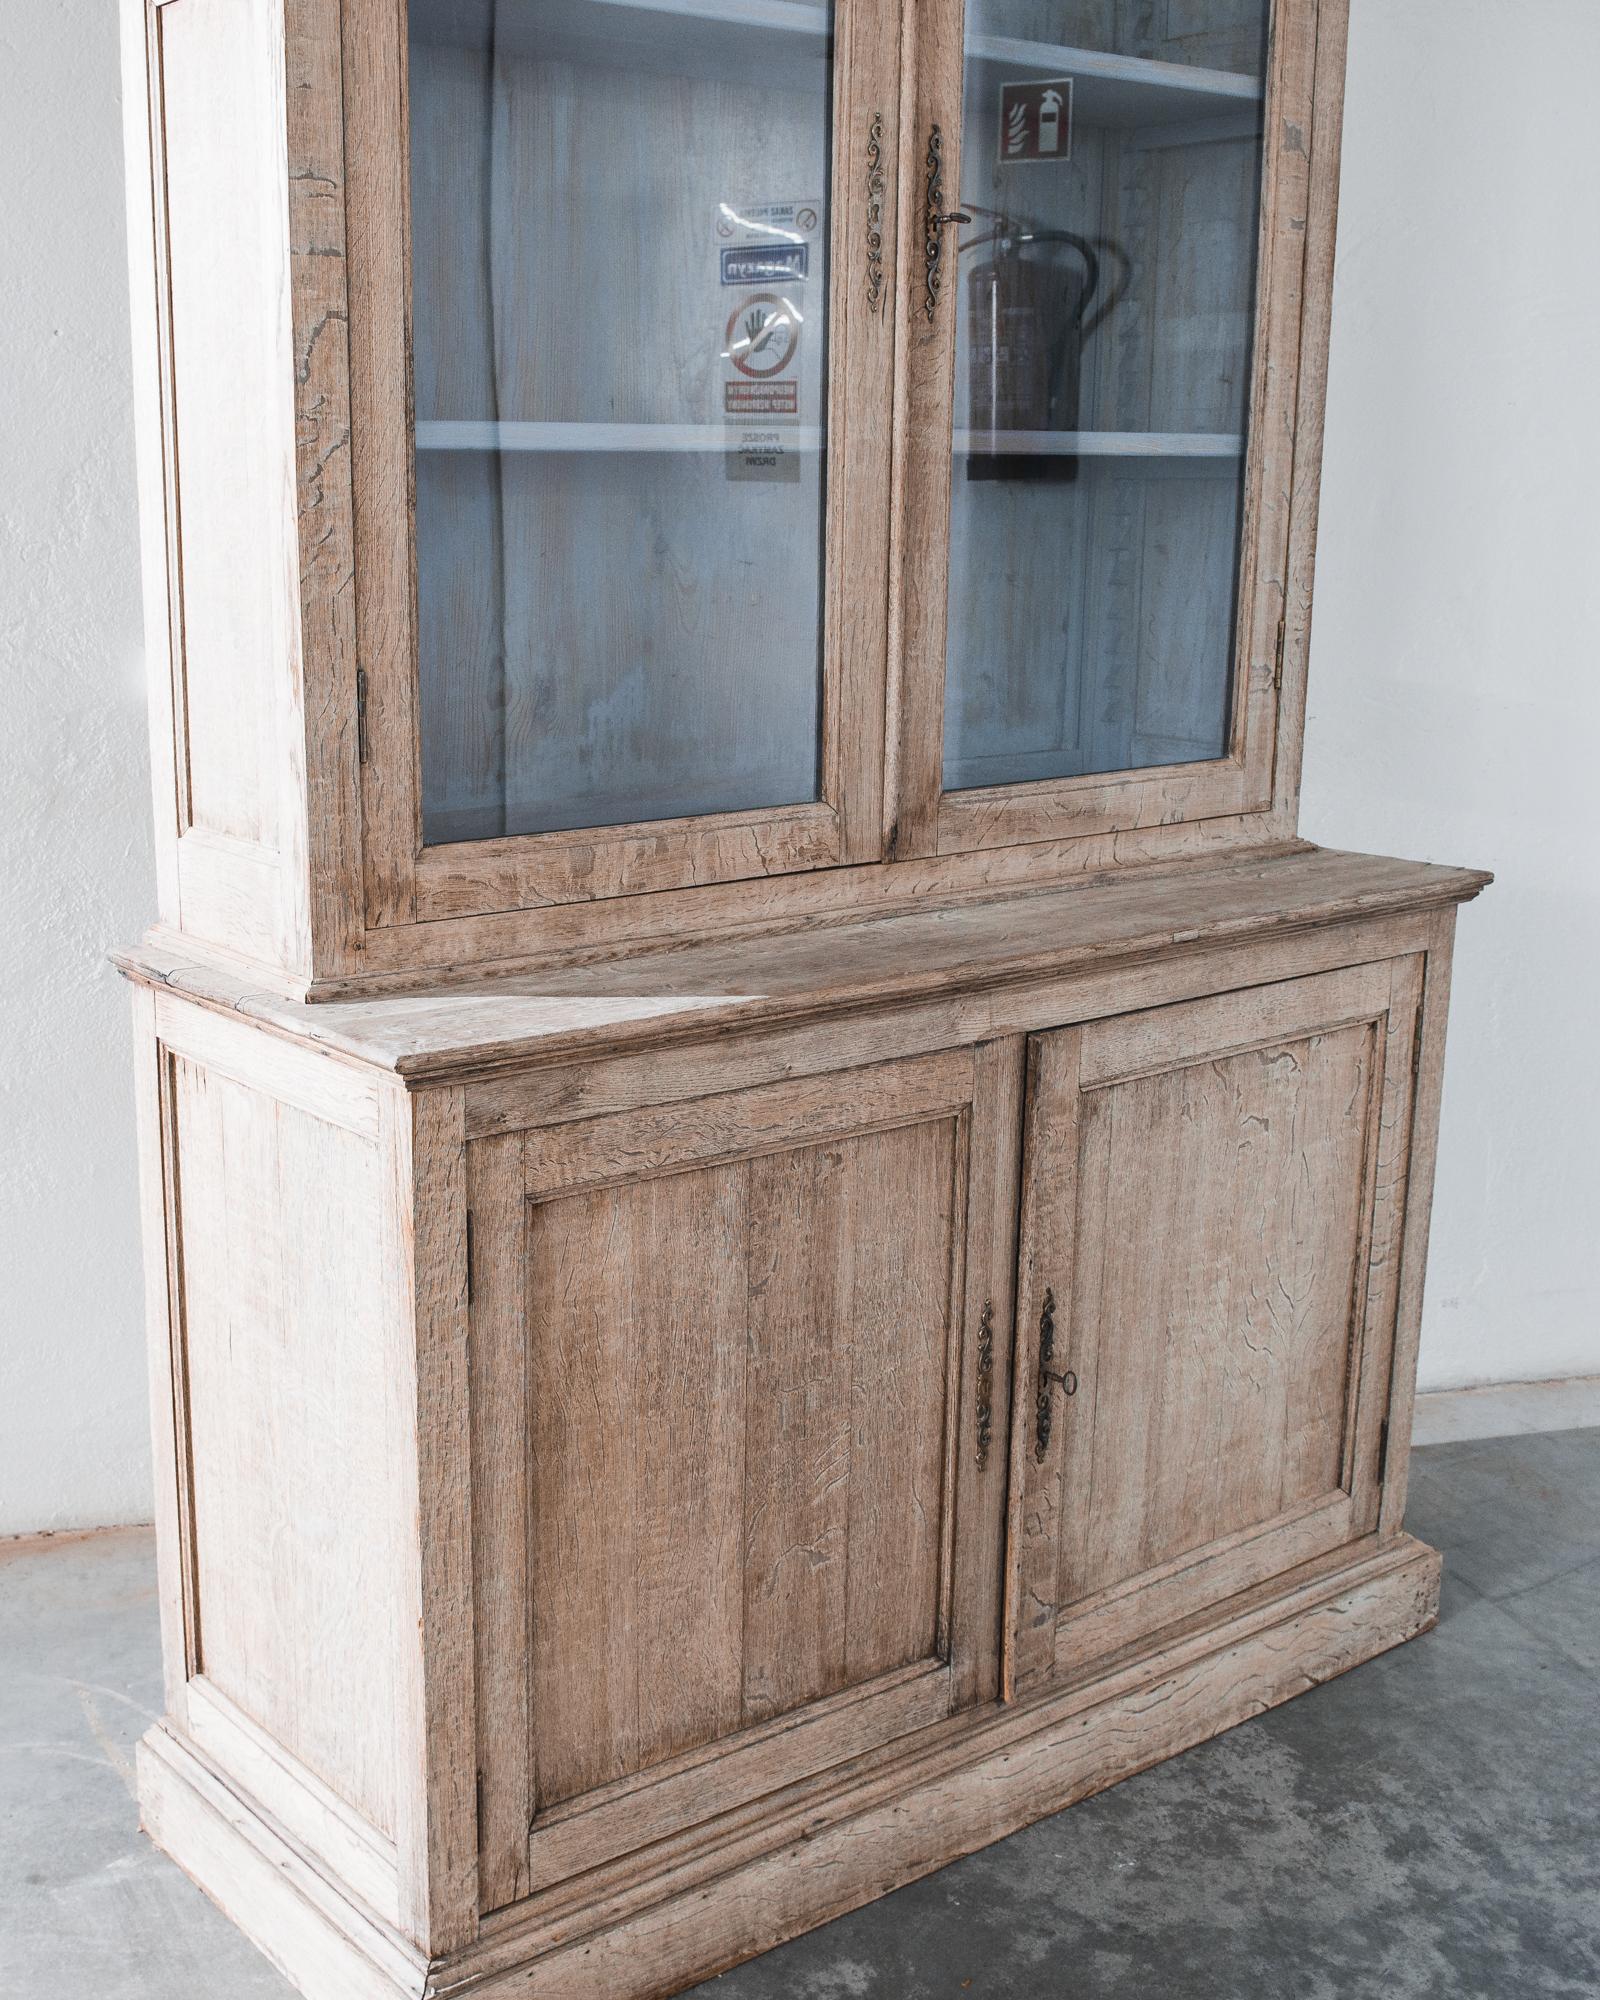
[408, 0, 834, 843]
[943, 1, 1270, 793]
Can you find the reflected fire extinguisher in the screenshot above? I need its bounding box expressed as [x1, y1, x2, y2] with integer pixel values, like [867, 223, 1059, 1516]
[961, 212, 1131, 482]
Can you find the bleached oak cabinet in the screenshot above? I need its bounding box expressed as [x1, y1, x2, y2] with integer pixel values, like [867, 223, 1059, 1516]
[117, 0, 1487, 1993]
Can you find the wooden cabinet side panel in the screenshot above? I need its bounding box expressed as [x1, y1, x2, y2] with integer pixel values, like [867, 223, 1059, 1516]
[143, 0, 312, 974]
[1378, 914, 1458, 1537]
[162, 1035, 406, 1841]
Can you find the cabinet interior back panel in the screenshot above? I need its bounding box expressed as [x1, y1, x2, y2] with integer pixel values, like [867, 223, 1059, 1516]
[1058, 1022, 1375, 1611]
[523, 1118, 958, 1812]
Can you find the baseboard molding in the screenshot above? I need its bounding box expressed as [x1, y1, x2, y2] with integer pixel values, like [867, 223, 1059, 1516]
[139, 1534, 1441, 2000]
[1412, 1376, 1600, 1446]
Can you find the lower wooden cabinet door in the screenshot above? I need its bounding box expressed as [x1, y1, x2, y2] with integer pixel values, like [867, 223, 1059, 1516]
[1006, 959, 1424, 1695]
[466, 1044, 1023, 1908]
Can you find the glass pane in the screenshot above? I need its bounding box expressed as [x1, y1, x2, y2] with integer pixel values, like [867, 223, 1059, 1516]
[408, 0, 834, 843]
[942, 0, 1269, 794]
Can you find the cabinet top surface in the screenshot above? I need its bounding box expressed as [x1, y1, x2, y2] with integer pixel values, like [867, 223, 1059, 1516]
[116, 847, 1488, 1083]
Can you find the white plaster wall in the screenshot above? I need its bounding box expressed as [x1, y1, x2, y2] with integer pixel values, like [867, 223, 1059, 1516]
[1, 1, 1596, 1532]
[1, 0, 154, 1533]
[1301, 0, 1600, 1391]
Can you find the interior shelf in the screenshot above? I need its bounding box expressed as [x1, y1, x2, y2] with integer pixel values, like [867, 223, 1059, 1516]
[953, 430, 1244, 459]
[415, 420, 826, 454]
[415, 421, 1243, 459]
[409, 0, 1260, 121]
[965, 39, 1261, 129]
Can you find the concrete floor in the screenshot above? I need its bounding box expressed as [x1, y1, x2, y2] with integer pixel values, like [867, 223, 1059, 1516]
[3, 1428, 1597, 2000]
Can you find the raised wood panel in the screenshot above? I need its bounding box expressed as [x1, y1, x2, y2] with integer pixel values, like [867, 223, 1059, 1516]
[168, 1055, 405, 1839]
[527, 1165, 751, 1808]
[1060, 1016, 1374, 1605]
[523, 1114, 959, 1804]
[1008, 958, 1417, 1691]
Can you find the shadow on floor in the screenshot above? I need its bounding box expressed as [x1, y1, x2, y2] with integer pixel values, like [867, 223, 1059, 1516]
[2, 1431, 1596, 1999]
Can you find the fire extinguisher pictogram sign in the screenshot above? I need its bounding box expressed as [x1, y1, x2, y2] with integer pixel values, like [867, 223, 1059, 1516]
[997, 77, 1074, 165]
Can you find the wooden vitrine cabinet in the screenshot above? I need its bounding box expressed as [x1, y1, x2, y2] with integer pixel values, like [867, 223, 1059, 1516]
[126, 0, 1346, 995]
[118, 0, 1489, 1995]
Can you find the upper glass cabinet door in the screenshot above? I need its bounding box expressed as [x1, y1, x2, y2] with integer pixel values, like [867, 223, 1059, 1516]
[407, 0, 837, 845]
[942, 0, 1269, 796]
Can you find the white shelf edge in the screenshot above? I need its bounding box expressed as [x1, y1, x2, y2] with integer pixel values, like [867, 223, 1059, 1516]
[954, 430, 1245, 459]
[416, 422, 1245, 460]
[416, 420, 825, 454]
[965, 37, 1262, 102]
[416, 0, 1261, 104]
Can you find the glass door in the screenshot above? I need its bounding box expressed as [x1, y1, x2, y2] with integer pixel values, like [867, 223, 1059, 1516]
[891, 0, 1315, 861]
[400, 0, 899, 907]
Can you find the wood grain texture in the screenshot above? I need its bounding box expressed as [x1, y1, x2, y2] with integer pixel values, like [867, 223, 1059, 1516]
[128, 983, 195, 1722]
[119, 848, 1490, 1079]
[527, 1167, 749, 1809]
[1268, 0, 1348, 828]
[1378, 912, 1456, 1538]
[284, 0, 364, 972]
[138, 1728, 429, 2000]
[1010, 959, 1416, 1688]
[883, 0, 964, 859]
[514, 1096, 966, 1842]
[183, 1677, 402, 1930]
[458, 1045, 1005, 1893]
[522, 1052, 971, 1197]
[466, 1133, 532, 1913]
[142, 0, 313, 977]
[382, 1084, 479, 1951]
[343, 0, 423, 931]
[167, 1051, 404, 1840]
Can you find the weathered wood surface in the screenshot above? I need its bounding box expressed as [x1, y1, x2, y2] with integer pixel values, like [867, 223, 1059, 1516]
[139, 1534, 1441, 2000]
[116, 845, 1488, 1076]
[163, 1052, 404, 1842]
[1010, 960, 1420, 1687]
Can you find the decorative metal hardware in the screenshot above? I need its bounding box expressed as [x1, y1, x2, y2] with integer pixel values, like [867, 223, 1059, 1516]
[355, 666, 370, 766]
[974, 1300, 995, 1468]
[922, 126, 971, 321]
[864, 112, 886, 314]
[1033, 1286, 1076, 1462]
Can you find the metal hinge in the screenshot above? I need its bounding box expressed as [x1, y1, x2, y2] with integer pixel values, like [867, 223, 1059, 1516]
[1377, 1418, 1391, 1483]
[356, 667, 371, 765]
[1411, 1005, 1426, 1083]
[465, 1210, 475, 1305]
[1272, 618, 1287, 691]
[475, 1770, 485, 1845]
